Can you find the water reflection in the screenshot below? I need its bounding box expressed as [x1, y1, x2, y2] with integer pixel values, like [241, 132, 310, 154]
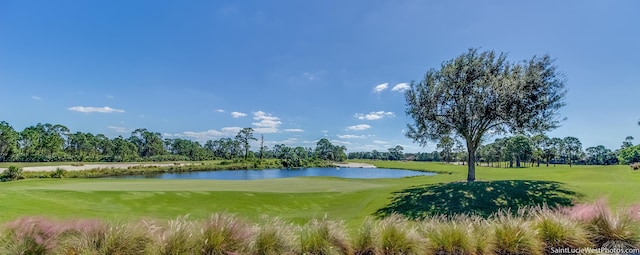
[115, 167, 435, 180]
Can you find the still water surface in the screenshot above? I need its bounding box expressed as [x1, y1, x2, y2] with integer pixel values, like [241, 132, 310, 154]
[118, 167, 436, 180]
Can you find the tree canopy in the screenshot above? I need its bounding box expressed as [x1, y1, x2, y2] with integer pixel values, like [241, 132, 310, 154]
[405, 48, 567, 181]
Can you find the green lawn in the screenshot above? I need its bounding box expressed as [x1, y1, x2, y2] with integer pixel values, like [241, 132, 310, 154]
[0, 161, 638, 228]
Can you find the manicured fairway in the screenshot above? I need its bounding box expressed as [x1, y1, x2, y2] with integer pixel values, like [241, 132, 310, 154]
[0, 161, 639, 228]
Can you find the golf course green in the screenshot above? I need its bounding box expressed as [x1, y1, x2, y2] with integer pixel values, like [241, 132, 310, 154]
[0, 161, 638, 228]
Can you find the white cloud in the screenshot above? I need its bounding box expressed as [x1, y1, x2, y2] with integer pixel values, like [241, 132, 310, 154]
[373, 140, 389, 144]
[354, 111, 395, 120]
[32, 96, 42, 100]
[391, 83, 410, 92]
[216, 109, 225, 113]
[231, 111, 247, 118]
[106, 95, 114, 99]
[332, 140, 353, 146]
[263, 137, 316, 148]
[346, 124, 371, 131]
[337, 134, 366, 139]
[169, 127, 243, 142]
[284, 128, 304, 132]
[68, 106, 125, 113]
[373, 83, 389, 93]
[221, 127, 243, 134]
[253, 111, 281, 133]
[107, 126, 129, 133]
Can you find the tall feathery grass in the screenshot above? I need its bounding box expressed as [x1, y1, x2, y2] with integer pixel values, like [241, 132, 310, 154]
[532, 206, 592, 254]
[300, 217, 352, 255]
[156, 215, 197, 255]
[491, 209, 543, 255]
[352, 217, 377, 255]
[0, 200, 639, 255]
[98, 222, 153, 255]
[376, 214, 424, 255]
[564, 199, 640, 249]
[197, 213, 253, 255]
[421, 215, 477, 255]
[251, 216, 299, 255]
[0, 217, 61, 255]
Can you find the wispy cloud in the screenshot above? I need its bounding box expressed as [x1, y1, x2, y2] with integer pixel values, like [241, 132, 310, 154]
[106, 95, 115, 99]
[303, 72, 316, 81]
[337, 134, 366, 139]
[391, 83, 410, 92]
[373, 83, 389, 93]
[347, 124, 371, 131]
[284, 128, 304, 132]
[68, 106, 125, 113]
[287, 70, 325, 83]
[230, 111, 247, 118]
[332, 140, 353, 146]
[107, 126, 129, 133]
[263, 137, 316, 148]
[373, 140, 389, 144]
[32, 96, 42, 100]
[354, 111, 395, 120]
[216, 109, 225, 113]
[253, 111, 281, 133]
[167, 127, 243, 142]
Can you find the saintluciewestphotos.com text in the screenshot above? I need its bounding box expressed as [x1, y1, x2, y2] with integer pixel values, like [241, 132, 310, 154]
[551, 247, 640, 254]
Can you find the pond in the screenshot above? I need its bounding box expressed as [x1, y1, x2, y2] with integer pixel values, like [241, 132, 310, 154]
[116, 167, 436, 180]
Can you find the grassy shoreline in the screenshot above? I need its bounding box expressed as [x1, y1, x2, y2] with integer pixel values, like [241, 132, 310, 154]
[4, 159, 335, 179]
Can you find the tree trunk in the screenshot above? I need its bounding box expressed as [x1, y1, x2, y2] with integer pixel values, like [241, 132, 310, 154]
[467, 147, 476, 182]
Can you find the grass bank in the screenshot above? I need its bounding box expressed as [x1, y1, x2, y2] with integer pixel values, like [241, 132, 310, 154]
[0, 161, 638, 229]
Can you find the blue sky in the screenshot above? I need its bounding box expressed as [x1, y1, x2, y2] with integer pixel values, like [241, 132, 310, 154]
[1, 1, 639, 153]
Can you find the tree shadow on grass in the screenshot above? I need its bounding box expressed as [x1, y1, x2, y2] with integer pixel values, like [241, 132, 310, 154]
[375, 180, 583, 219]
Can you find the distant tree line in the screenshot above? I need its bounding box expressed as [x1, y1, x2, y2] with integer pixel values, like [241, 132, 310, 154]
[0, 121, 346, 165]
[347, 145, 406, 161]
[348, 135, 640, 167]
[2, 121, 638, 167]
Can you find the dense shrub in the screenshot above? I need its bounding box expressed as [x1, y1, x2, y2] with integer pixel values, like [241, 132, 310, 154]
[0, 165, 23, 181]
[49, 168, 66, 178]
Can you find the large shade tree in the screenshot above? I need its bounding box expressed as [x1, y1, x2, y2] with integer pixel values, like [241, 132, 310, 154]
[405, 48, 566, 182]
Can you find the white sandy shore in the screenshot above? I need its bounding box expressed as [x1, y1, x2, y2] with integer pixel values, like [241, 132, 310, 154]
[332, 162, 377, 168]
[0, 163, 187, 172]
